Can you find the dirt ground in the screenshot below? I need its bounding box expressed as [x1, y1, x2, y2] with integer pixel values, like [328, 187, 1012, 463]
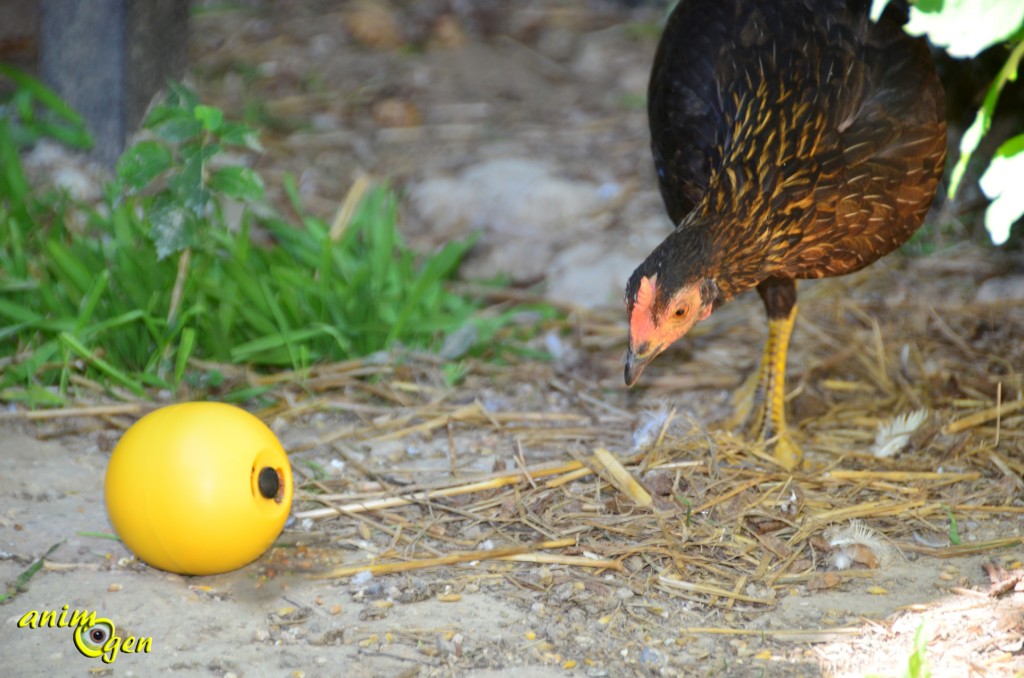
[3, 2, 1024, 677]
[2, 255, 1023, 678]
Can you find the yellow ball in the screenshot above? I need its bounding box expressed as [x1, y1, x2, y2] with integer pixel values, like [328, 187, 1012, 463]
[105, 402, 293, 575]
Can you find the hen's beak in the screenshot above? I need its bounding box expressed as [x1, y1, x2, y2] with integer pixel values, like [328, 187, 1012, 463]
[624, 343, 659, 387]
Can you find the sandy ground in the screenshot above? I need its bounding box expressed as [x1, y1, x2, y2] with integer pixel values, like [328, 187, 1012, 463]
[2, 319, 1023, 678]
[3, 253, 1023, 677]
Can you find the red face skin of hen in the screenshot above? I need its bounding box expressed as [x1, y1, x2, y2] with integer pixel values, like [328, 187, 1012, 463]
[625, 274, 712, 386]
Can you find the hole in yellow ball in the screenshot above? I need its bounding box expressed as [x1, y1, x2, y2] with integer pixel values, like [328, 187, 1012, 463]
[257, 466, 282, 502]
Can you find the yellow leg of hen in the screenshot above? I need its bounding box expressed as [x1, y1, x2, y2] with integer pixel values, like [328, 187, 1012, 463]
[729, 303, 802, 470]
[759, 303, 801, 469]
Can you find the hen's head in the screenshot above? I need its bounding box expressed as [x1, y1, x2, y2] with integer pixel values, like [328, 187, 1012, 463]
[624, 261, 717, 387]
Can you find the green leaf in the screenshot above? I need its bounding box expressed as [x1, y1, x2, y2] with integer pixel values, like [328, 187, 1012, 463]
[59, 332, 146, 396]
[0, 385, 65, 407]
[0, 118, 30, 210]
[979, 134, 1024, 245]
[166, 81, 201, 111]
[0, 297, 42, 324]
[46, 239, 93, 297]
[154, 115, 204, 143]
[79, 310, 147, 337]
[230, 326, 327, 362]
[76, 531, 121, 541]
[219, 121, 264, 152]
[116, 140, 172, 192]
[75, 269, 110, 332]
[143, 103, 189, 128]
[174, 327, 196, 385]
[904, 622, 930, 678]
[0, 64, 92, 150]
[905, 0, 1024, 58]
[170, 143, 216, 217]
[948, 37, 1024, 197]
[388, 239, 472, 344]
[148, 192, 194, 259]
[146, 104, 203, 143]
[949, 109, 988, 198]
[0, 64, 80, 122]
[942, 504, 962, 545]
[194, 104, 224, 132]
[209, 166, 265, 202]
[282, 173, 305, 217]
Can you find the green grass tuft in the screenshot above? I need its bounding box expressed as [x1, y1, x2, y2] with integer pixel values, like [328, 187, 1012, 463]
[1, 73, 553, 404]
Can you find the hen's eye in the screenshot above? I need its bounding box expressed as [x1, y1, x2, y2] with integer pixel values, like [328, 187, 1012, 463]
[674, 308, 686, 318]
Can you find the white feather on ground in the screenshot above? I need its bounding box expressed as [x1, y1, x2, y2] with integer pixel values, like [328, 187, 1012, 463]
[632, 404, 674, 451]
[871, 409, 929, 458]
[824, 520, 900, 570]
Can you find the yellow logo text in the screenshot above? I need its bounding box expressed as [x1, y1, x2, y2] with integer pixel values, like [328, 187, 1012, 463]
[17, 605, 152, 664]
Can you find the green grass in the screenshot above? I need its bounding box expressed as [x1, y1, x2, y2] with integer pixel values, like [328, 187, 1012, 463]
[866, 620, 931, 678]
[0, 70, 555, 405]
[905, 623, 931, 678]
[942, 505, 962, 545]
[0, 541, 63, 604]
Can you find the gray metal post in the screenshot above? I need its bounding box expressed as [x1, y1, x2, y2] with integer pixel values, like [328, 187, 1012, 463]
[39, 0, 188, 167]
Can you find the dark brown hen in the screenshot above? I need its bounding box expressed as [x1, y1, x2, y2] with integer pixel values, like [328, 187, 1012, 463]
[624, 0, 946, 468]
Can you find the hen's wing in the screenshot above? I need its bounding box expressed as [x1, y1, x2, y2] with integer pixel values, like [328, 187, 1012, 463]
[648, 0, 944, 282]
[647, 0, 736, 226]
[799, 0, 946, 277]
[648, 0, 858, 226]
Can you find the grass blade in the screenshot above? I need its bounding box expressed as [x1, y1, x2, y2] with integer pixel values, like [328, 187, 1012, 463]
[0, 540, 64, 604]
[174, 327, 196, 385]
[59, 332, 146, 396]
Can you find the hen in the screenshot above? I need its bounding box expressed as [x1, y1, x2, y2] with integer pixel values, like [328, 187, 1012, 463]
[624, 0, 946, 468]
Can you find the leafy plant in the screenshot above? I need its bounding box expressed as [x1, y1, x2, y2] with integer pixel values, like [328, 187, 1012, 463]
[116, 83, 265, 260]
[873, 0, 1024, 245]
[0, 75, 549, 404]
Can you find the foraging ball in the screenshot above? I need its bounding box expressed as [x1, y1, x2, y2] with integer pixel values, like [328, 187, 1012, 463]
[105, 402, 292, 575]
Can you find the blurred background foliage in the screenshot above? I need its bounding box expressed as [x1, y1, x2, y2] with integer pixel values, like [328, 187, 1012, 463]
[874, 0, 1024, 245]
